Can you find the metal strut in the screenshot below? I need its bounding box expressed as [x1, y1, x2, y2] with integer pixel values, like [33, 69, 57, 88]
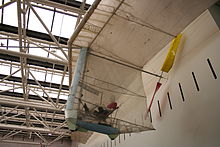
[65, 47, 88, 130]
[89, 52, 164, 78]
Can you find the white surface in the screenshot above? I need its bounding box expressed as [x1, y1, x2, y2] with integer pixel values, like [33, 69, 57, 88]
[80, 10, 220, 147]
[73, 0, 216, 67]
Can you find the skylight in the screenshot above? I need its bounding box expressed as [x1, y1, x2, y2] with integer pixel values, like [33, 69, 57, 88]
[0, 0, 95, 100]
[0, 0, 97, 143]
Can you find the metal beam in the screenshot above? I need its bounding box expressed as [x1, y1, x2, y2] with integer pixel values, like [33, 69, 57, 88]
[0, 73, 69, 90]
[30, 3, 77, 17]
[0, 95, 63, 112]
[0, 0, 16, 9]
[0, 23, 69, 45]
[0, 86, 22, 94]
[29, 0, 89, 14]
[0, 59, 63, 75]
[29, 88, 58, 108]
[26, 1, 68, 59]
[33, 132, 48, 144]
[0, 111, 25, 123]
[48, 0, 90, 10]
[56, 66, 68, 105]
[0, 31, 69, 48]
[0, 123, 70, 136]
[0, 0, 75, 143]
[17, 0, 30, 128]
[0, 81, 68, 101]
[1, 106, 65, 120]
[0, 73, 99, 94]
[26, 38, 68, 61]
[0, 52, 67, 71]
[28, 70, 57, 107]
[75, 0, 86, 27]
[89, 52, 164, 78]
[0, 67, 21, 82]
[0, 106, 19, 120]
[0, 48, 67, 65]
[1, 116, 66, 127]
[68, 0, 101, 46]
[68, 0, 101, 83]
[48, 133, 65, 145]
[1, 139, 47, 145]
[1, 130, 22, 141]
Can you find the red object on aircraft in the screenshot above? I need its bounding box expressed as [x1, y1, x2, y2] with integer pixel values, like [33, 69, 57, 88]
[147, 82, 162, 112]
[107, 102, 118, 110]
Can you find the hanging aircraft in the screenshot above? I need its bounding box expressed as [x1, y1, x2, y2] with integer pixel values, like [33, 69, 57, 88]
[64, 0, 186, 144]
[64, 46, 156, 141]
[65, 46, 155, 139]
[66, 33, 182, 141]
[70, 94, 153, 140]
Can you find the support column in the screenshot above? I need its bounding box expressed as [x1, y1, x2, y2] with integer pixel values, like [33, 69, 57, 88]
[65, 47, 87, 130]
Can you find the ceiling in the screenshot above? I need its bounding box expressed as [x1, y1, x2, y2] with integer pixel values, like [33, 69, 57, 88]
[0, 0, 93, 146]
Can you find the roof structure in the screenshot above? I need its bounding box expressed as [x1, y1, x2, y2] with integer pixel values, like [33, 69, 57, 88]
[0, 0, 94, 146]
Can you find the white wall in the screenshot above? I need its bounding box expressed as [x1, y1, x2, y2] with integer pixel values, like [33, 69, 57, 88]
[80, 10, 220, 147]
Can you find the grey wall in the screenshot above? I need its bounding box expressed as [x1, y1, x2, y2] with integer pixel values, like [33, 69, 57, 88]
[209, 1, 220, 29]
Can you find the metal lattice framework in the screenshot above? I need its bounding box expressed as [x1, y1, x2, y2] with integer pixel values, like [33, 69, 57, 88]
[0, 0, 92, 145]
